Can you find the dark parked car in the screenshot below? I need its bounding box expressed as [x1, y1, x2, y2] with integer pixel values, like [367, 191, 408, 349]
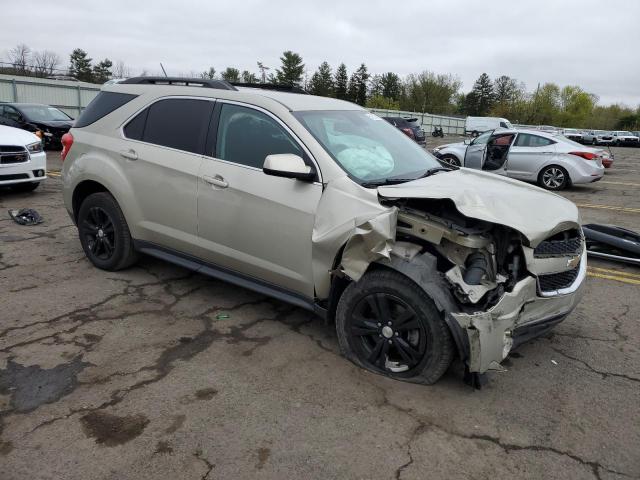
[382, 116, 426, 146]
[0, 103, 74, 149]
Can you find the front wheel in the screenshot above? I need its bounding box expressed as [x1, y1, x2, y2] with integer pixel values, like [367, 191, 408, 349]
[440, 154, 461, 167]
[77, 192, 138, 271]
[538, 165, 569, 191]
[336, 269, 454, 385]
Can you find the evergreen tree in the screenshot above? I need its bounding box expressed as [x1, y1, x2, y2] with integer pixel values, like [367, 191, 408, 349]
[241, 70, 258, 83]
[308, 61, 334, 97]
[334, 63, 349, 100]
[92, 58, 113, 83]
[69, 48, 93, 82]
[201, 67, 216, 79]
[276, 51, 304, 86]
[369, 74, 383, 97]
[221, 67, 240, 82]
[349, 63, 369, 106]
[468, 73, 495, 116]
[380, 72, 402, 100]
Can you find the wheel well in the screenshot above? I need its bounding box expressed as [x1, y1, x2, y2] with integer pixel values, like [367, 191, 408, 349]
[72, 180, 109, 221]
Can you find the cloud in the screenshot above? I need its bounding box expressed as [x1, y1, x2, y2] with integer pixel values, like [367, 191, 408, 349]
[3, 0, 639, 105]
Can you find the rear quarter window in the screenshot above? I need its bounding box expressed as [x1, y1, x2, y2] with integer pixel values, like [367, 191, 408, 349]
[74, 92, 137, 128]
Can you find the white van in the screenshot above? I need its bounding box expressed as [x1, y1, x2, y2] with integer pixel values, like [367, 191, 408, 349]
[465, 116, 512, 136]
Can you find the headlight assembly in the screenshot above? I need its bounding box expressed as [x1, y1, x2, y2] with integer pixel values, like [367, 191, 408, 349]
[27, 142, 43, 154]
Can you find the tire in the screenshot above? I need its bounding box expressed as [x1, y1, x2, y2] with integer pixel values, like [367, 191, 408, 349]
[440, 154, 461, 167]
[77, 192, 138, 271]
[538, 165, 569, 191]
[11, 181, 40, 192]
[336, 269, 454, 385]
[592, 138, 597, 145]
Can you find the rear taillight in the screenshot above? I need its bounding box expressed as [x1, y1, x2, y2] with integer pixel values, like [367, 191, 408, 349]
[401, 127, 415, 139]
[61, 132, 74, 161]
[569, 151, 597, 161]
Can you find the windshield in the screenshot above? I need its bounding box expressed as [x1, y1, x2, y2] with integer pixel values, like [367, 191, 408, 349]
[294, 110, 441, 183]
[19, 105, 72, 122]
[617, 131, 632, 135]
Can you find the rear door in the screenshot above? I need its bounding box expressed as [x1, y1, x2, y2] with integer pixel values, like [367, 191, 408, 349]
[120, 97, 213, 254]
[196, 102, 322, 297]
[464, 129, 493, 169]
[507, 133, 557, 180]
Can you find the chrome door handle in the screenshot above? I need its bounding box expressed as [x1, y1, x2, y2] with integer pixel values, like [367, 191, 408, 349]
[202, 174, 228, 188]
[120, 149, 138, 160]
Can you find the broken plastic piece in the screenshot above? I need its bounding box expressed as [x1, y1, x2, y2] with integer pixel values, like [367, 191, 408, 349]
[215, 313, 230, 320]
[8, 209, 43, 226]
[582, 224, 640, 265]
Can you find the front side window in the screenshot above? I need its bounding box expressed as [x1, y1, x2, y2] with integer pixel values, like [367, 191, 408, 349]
[215, 104, 302, 168]
[125, 98, 213, 154]
[514, 133, 554, 147]
[472, 130, 493, 146]
[294, 110, 441, 183]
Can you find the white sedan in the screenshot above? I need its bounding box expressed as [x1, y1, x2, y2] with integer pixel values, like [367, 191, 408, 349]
[0, 125, 47, 192]
[432, 129, 605, 190]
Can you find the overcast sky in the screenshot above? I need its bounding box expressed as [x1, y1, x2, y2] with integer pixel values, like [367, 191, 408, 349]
[3, 0, 639, 105]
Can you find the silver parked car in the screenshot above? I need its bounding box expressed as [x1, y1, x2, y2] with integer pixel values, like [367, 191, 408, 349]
[610, 130, 640, 146]
[433, 128, 605, 190]
[581, 130, 614, 146]
[61, 77, 586, 385]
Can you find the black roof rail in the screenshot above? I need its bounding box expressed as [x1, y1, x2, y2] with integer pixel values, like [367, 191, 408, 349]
[119, 77, 237, 91]
[230, 82, 308, 94]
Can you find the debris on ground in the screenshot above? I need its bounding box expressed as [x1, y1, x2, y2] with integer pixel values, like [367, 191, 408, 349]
[8, 209, 44, 225]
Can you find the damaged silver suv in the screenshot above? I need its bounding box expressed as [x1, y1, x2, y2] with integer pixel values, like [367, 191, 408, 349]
[61, 77, 586, 385]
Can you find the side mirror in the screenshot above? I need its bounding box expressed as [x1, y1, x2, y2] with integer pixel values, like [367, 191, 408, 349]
[464, 138, 471, 145]
[263, 154, 315, 181]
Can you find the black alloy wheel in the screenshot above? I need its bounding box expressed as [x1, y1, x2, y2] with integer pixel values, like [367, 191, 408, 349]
[348, 293, 427, 373]
[81, 206, 116, 261]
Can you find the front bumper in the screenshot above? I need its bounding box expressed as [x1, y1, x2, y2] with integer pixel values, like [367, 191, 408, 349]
[450, 250, 587, 373]
[0, 151, 47, 186]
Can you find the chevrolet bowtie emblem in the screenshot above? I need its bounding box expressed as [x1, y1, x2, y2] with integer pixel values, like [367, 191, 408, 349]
[566, 255, 581, 269]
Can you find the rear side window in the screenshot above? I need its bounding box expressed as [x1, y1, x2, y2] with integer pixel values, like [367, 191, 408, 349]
[124, 98, 213, 154]
[514, 133, 555, 147]
[215, 104, 302, 168]
[75, 92, 137, 128]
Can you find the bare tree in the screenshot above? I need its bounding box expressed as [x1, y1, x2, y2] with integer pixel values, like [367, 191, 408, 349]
[113, 60, 131, 79]
[33, 50, 61, 77]
[8, 44, 31, 72]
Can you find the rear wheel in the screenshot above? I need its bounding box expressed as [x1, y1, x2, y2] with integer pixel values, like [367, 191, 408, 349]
[440, 154, 461, 167]
[77, 192, 138, 271]
[336, 269, 454, 385]
[12, 181, 40, 192]
[538, 165, 569, 191]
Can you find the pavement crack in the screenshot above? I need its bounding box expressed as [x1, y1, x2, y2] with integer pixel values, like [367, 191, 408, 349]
[193, 449, 215, 479]
[549, 346, 640, 384]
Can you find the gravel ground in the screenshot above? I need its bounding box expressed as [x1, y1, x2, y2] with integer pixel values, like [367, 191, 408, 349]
[0, 142, 638, 479]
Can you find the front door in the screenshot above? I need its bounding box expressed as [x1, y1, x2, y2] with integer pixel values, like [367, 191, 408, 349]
[197, 102, 322, 297]
[464, 129, 493, 169]
[481, 132, 515, 176]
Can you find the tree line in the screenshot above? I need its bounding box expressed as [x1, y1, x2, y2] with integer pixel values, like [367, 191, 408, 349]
[2, 44, 638, 130]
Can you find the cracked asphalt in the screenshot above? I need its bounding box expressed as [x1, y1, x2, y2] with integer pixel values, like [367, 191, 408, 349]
[1, 144, 639, 479]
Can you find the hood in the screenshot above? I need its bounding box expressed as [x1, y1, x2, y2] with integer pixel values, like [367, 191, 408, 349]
[34, 120, 74, 130]
[377, 168, 580, 246]
[0, 125, 40, 146]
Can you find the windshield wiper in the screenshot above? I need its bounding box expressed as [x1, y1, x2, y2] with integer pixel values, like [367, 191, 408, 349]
[361, 167, 452, 188]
